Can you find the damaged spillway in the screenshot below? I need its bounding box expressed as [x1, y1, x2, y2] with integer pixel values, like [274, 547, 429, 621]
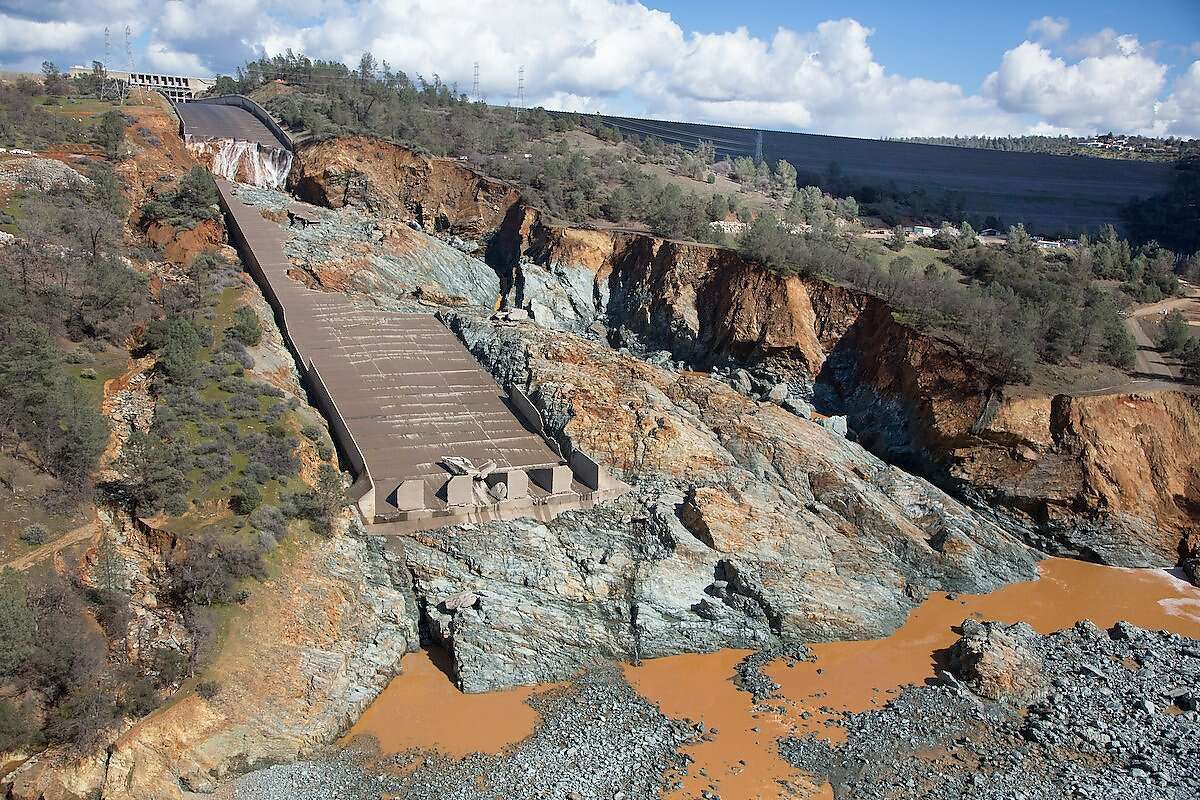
[185, 135, 293, 189]
[176, 98, 295, 189]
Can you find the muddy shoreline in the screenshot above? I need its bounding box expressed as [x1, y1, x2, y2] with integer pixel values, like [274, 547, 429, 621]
[224, 558, 1200, 800]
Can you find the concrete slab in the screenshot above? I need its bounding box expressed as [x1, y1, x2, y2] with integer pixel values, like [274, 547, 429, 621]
[215, 179, 569, 522]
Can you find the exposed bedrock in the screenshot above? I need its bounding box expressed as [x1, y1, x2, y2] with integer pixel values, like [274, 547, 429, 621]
[284, 137, 1200, 595]
[485, 202, 1200, 574]
[420, 314, 1038, 691]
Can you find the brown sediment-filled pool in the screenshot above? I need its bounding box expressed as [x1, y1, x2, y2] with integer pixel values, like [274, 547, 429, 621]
[626, 558, 1200, 799]
[347, 559, 1200, 799]
[343, 647, 544, 757]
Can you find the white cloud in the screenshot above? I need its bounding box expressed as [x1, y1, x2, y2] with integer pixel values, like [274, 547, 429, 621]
[144, 40, 209, 75]
[983, 39, 1168, 133]
[1157, 60, 1200, 136]
[0, 13, 90, 54]
[0, 1, 1196, 138]
[1068, 28, 1143, 58]
[1027, 16, 1068, 42]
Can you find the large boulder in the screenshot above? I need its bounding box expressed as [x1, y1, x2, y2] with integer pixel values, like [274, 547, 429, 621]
[947, 619, 1049, 705]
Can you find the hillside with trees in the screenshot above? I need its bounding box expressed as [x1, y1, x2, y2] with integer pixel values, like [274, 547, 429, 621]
[207, 52, 1197, 388]
[0, 75, 345, 755]
[893, 133, 1198, 162]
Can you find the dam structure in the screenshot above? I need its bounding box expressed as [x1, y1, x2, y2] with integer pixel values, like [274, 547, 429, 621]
[579, 113, 1174, 233]
[177, 98, 624, 530]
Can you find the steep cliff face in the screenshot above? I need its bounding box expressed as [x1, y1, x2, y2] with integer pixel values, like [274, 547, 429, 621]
[287, 138, 1200, 575]
[423, 313, 1038, 691]
[953, 390, 1200, 566]
[489, 206, 1200, 574]
[287, 136, 520, 238]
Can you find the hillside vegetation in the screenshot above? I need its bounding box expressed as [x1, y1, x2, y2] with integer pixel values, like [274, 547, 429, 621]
[210, 52, 1200, 386]
[0, 75, 344, 756]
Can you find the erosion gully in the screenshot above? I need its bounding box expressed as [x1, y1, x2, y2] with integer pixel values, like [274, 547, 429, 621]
[344, 558, 1200, 799]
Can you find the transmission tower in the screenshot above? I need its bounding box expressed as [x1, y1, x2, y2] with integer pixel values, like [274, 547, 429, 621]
[101, 27, 112, 99]
[472, 61, 479, 102]
[754, 130, 764, 163]
[124, 26, 134, 71]
[121, 26, 134, 102]
[517, 65, 525, 108]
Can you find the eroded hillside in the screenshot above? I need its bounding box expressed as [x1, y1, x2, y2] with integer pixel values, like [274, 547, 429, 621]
[288, 135, 1200, 579]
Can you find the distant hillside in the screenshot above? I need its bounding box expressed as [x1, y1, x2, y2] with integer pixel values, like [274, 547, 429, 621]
[891, 134, 1197, 163]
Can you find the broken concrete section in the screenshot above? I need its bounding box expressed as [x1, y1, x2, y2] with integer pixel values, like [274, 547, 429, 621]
[216, 178, 625, 530]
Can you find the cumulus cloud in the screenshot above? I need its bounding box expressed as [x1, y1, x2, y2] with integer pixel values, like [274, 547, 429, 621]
[983, 38, 1168, 133]
[0, 13, 90, 54]
[1158, 61, 1200, 136]
[1068, 28, 1143, 58]
[1027, 16, 1068, 42]
[640, 19, 1019, 136]
[0, 0, 1196, 137]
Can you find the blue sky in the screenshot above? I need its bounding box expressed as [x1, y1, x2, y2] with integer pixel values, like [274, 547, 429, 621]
[666, 1, 1199, 86]
[1, 1, 1198, 138]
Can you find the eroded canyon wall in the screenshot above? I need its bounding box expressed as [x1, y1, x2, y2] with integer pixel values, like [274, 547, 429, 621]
[287, 137, 1200, 573]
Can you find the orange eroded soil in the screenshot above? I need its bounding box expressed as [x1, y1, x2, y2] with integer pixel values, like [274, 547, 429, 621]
[343, 648, 544, 758]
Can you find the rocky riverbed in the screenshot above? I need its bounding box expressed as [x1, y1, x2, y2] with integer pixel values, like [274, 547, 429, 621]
[782, 620, 1200, 799]
[225, 667, 693, 800]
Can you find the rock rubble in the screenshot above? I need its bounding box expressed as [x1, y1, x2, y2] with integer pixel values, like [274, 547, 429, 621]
[781, 620, 1200, 799]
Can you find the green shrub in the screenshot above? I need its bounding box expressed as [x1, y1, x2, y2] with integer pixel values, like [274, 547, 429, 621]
[227, 306, 262, 346]
[20, 524, 49, 546]
[233, 482, 262, 514]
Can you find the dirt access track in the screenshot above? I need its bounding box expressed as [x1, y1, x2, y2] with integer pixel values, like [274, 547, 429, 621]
[1123, 282, 1200, 383]
[177, 98, 625, 530]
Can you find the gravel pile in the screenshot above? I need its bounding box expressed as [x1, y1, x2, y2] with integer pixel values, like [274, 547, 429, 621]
[782, 619, 1200, 799]
[733, 644, 810, 702]
[230, 666, 693, 800]
[0, 157, 90, 191]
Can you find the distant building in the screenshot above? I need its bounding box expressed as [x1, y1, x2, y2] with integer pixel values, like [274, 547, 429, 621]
[67, 66, 214, 103]
[908, 225, 935, 237]
[979, 228, 1002, 237]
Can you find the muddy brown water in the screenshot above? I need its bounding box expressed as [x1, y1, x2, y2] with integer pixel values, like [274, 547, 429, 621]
[346, 558, 1200, 799]
[344, 647, 543, 757]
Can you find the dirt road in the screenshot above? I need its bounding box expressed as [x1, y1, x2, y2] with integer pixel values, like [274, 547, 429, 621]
[1123, 283, 1200, 382]
[5, 516, 96, 572]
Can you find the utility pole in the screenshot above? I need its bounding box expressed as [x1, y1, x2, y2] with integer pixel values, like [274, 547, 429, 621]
[471, 61, 479, 102]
